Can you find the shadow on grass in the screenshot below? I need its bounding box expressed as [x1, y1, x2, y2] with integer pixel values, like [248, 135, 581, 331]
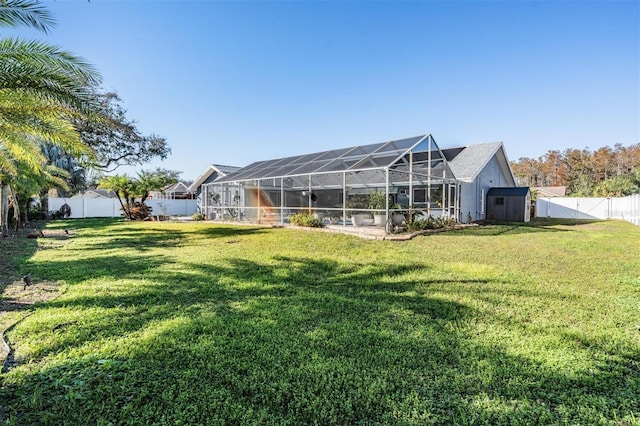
[445, 218, 609, 237]
[1, 241, 638, 424]
[44, 217, 126, 231]
[67, 229, 189, 253]
[0, 223, 43, 305]
[190, 225, 269, 239]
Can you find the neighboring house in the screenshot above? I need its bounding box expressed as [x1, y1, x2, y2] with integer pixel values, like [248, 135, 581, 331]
[486, 187, 531, 222]
[150, 182, 193, 200]
[201, 134, 520, 230]
[533, 186, 567, 198]
[445, 141, 517, 222]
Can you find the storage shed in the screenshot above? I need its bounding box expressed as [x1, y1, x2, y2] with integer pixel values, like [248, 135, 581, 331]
[486, 187, 531, 222]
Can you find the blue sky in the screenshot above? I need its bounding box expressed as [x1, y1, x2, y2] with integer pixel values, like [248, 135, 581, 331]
[8, 0, 640, 180]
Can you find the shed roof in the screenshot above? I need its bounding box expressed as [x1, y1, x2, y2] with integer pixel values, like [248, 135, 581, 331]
[487, 187, 530, 196]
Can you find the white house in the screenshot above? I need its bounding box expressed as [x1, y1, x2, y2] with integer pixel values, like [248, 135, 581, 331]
[445, 141, 517, 222]
[200, 134, 520, 230]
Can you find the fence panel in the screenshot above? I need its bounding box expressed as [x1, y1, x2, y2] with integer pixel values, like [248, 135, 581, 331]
[48, 198, 197, 219]
[147, 200, 197, 217]
[536, 194, 640, 226]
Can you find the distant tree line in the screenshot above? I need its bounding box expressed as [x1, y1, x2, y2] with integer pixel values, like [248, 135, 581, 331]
[511, 143, 640, 197]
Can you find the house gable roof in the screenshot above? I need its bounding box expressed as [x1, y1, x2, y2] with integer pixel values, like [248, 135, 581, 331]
[163, 182, 189, 193]
[447, 141, 516, 185]
[188, 164, 241, 192]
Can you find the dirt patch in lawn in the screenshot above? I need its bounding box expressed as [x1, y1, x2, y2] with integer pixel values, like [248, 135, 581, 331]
[1, 222, 68, 372]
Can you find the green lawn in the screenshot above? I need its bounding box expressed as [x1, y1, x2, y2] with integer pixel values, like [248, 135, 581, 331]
[1, 218, 639, 425]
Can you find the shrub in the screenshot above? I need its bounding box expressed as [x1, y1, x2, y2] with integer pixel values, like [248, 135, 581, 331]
[49, 204, 72, 220]
[27, 207, 46, 221]
[192, 212, 206, 221]
[289, 212, 324, 228]
[127, 202, 152, 220]
[407, 215, 456, 232]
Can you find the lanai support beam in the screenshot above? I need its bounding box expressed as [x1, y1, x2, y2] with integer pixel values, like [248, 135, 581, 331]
[385, 167, 390, 229]
[342, 171, 346, 228]
[280, 177, 284, 226]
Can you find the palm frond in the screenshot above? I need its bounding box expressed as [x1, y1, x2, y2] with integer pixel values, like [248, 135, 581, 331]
[0, 89, 95, 176]
[0, 0, 55, 33]
[0, 38, 101, 111]
[0, 129, 46, 171]
[0, 146, 18, 176]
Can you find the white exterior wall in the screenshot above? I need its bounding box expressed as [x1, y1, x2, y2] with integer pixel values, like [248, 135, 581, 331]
[459, 156, 513, 223]
[49, 198, 196, 219]
[146, 200, 197, 216]
[536, 194, 640, 226]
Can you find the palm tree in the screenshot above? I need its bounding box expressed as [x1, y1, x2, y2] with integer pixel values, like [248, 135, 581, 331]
[98, 174, 133, 219]
[42, 142, 88, 195]
[0, 0, 100, 235]
[11, 159, 70, 223]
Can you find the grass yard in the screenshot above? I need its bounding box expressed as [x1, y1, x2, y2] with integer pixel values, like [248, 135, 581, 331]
[1, 218, 639, 425]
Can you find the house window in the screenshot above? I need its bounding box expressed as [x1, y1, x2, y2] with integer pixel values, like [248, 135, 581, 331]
[495, 197, 505, 206]
[413, 189, 426, 204]
[267, 191, 281, 206]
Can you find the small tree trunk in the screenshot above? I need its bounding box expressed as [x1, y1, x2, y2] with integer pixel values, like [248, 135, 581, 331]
[21, 199, 29, 223]
[40, 189, 50, 216]
[0, 182, 9, 237]
[114, 194, 128, 219]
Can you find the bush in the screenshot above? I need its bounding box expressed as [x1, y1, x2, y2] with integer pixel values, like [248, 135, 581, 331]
[289, 212, 324, 228]
[192, 212, 206, 221]
[127, 202, 152, 220]
[407, 215, 456, 232]
[49, 203, 72, 220]
[27, 207, 46, 221]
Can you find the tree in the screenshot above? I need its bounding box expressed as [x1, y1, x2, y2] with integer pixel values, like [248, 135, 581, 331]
[98, 169, 180, 220]
[11, 160, 69, 223]
[136, 168, 179, 203]
[97, 174, 131, 218]
[592, 175, 638, 197]
[511, 144, 639, 198]
[75, 92, 170, 171]
[0, 0, 100, 235]
[41, 142, 88, 195]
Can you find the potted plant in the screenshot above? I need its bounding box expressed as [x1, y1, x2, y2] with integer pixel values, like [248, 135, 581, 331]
[346, 194, 369, 226]
[368, 191, 387, 226]
[390, 203, 406, 227]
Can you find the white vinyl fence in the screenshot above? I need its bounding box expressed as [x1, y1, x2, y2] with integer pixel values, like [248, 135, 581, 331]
[536, 194, 640, 226]
[49, 198, 197, 219]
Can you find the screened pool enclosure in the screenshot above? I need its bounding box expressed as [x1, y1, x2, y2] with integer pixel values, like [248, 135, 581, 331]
[201, 134, 460, 233]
